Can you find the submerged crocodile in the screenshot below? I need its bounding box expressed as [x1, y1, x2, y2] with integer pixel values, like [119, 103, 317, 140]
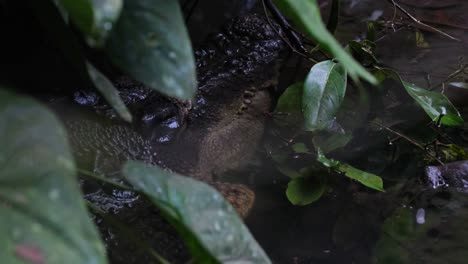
[54, 14, 286, 262]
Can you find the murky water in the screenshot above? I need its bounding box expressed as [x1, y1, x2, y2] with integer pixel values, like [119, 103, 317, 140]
[190, 1, 468, 263]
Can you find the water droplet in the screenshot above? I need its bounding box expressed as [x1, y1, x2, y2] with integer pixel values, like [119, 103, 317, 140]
[48, 189, 59, 200]
[416, 208, 425, 224]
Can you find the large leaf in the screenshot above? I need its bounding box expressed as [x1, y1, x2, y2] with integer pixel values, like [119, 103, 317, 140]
[106, 0, 197, 100]
[275, 0, 377, 85]
[58, 0, 123, 46]
[87, 62, 132, 122]
[0, 89, 107, 264]
[375, 68, 463, 126]
[123, 161, 271, 264]
[302, 60, 347, 131]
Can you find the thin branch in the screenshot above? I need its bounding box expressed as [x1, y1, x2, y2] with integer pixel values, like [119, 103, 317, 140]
[373, 121, 444, 165]
[386, 0, 461, 42]
[261, 0, 317, 63]
[429, 63, 468, 90]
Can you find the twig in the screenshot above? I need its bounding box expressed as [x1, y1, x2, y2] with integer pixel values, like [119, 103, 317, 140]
[261, 0, 317, 63]
[386, 0, 461, 42]
[429, 63, 468, 90]
[373, 121, 444, 165]
[264, 0, 307, 53]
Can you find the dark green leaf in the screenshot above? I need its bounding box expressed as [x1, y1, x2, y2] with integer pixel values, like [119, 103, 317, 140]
[276, 0, 377, 84]
[402, 81, 463, 126]
[316, 149, 384, 191]
[274, 82, 303, 127]
[0, 89, 107, 264]
[303, 60, 347, 131]
[327, 0, 340, 33]
[338, 164, 384, 192]
[312, 132, 353, 154]
[286, 176, 326, 206]
[375, 68, 463, 126]
[276, 166, 302, 178]
[106, 0, 196, 100]
[58, 0, 123, 46]
[87, 62, 132, 122]
[122, 161, 271, 263]
[292, 143, 309, 153]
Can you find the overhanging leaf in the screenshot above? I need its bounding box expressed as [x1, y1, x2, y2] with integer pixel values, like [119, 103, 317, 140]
[58, 0, 123, 46]
[0, 89, 107, 264]
[122, 161, 271, 264]
[106, 0, 196, 100]
[87, 62, 132, 122]
[275, 0, 377, 85]
[303, 60, 347, 131]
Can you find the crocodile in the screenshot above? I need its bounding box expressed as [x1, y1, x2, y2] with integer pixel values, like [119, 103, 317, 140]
[55, 14, 286, 262]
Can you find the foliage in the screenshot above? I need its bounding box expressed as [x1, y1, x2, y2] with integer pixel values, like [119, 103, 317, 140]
[123, 161, 272, 263]
[1, 0, 465, 262]
[0, 89, 107, 264]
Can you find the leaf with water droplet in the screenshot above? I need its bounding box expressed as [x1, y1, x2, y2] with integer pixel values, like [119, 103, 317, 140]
[0, 89, 107, 264]
[57, 0, 123, 46]
[106, 0, 196, 100]
[302, 60, 347, 132]
[122, 161, 272, 263]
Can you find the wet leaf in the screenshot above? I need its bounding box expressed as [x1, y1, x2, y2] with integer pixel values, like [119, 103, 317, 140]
[292, 143, 309, 153]
[338, 164, 384, 192]
[303, 60, 347, 131]
[375, 68, 463, 126]
[316, 148, 340, 168]
[58, 0, 123, 46]
[275, 0, 377, 85]
[316, 149, 384, 191]
[0, 89, 107, 264]
[87, 62, 132, 122]
[286, 176, 326, 206]
[277, 166, 302, 178]
[106, 0, 196, 100]
[312, 132, 353, 154]
[403, 81, 463, 126]
[122, 161, 271, 264]
[274, 82, 303, 127]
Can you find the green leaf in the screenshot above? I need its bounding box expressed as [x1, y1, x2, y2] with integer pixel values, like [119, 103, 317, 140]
[0, 89, 107, 264]
[286, 176, 326, 206]
[292, 143, 309, 153]
[276, 0, 377, 85]
[316, 149, 384, 192]
[276, 166, 302, 178]
[375, 68, 463, 126]
[312, 132, 353, 154]
[106, 0, 196, 100]
[58, 0, 123, 46]
[403, 81, 463, 126]
[274, 82, 303, 127]
[87, 62, 132, 122]
[303, 60, 347, 131]
[122, 161, 271, 264]
[316, 148, 340, 168]
[338, 164, 384, 192]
